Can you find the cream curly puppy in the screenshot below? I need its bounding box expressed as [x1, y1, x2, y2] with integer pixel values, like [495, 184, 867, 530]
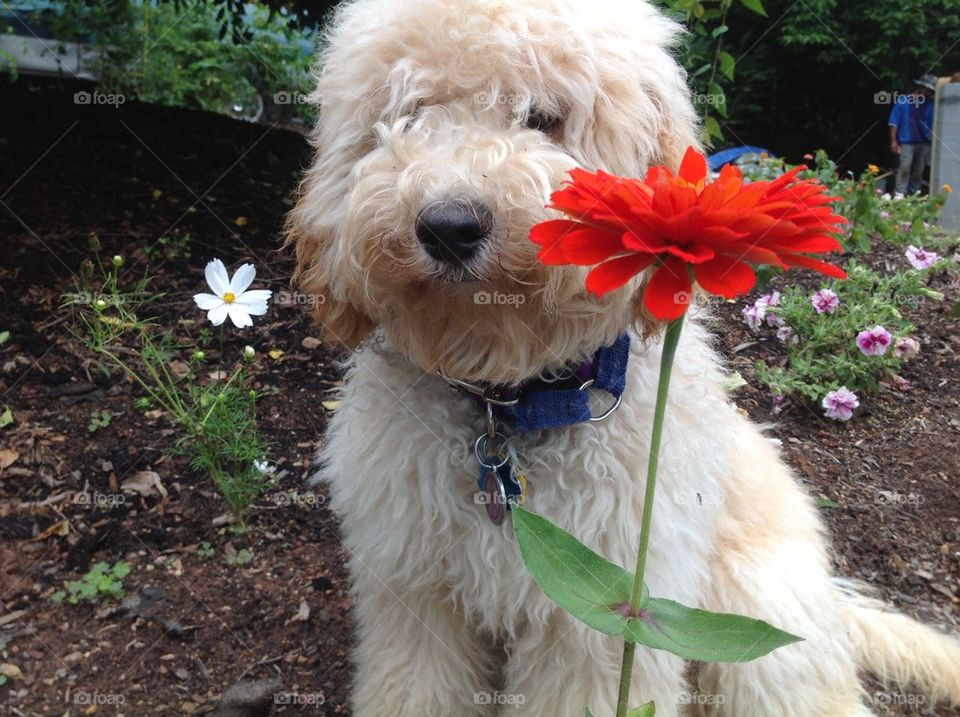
[287, 0, 960, 715]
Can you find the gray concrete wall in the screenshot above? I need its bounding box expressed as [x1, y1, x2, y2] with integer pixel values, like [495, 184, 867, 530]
[933, 82, 960, 231]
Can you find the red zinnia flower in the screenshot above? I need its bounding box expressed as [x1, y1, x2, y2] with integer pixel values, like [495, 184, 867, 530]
[530, 147, 847, 320]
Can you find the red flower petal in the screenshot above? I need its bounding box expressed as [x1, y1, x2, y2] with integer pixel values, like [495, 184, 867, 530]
[528, 147, 848, 308]
[678, 146, 707, 187]
[584, 254, 656, 296]
[693, 255, 756, 298]
[531, 220, 626, 265]
[643, 257, 692, 320]
[780, 254, 847, 279]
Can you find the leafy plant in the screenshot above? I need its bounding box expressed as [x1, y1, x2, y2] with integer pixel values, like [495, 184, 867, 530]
[65, 240, 270, 524]
[145, 232, 193, 263]
[225, 548, 253, 567]
[660, 0, 770, 145]
[87, 409, 112, 433]
[801, 151, 951, 253]
[15, 1, 316, 123]
[52, 561, 131, 605]
[197, 541, 215, 559]
[754, 260, 943, 402]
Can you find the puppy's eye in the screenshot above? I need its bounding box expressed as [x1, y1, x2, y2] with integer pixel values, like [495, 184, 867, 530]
[526, 108, 562, 135]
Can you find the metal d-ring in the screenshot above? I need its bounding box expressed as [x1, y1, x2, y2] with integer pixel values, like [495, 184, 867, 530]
[475, 432, 511, 469]
[579, 379, 624, 423]
[437, 371, 520, 407]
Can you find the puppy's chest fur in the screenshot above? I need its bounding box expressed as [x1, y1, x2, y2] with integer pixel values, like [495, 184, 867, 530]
[320, 328, 735, 637]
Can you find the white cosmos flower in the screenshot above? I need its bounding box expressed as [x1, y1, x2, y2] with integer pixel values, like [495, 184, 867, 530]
[193, 259, 272, 328]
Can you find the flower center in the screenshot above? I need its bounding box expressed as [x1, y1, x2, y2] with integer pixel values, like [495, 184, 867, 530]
[223, 292, 236, 304]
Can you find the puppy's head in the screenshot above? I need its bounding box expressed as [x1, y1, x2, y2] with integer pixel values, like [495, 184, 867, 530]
[288, 0, 699, 384]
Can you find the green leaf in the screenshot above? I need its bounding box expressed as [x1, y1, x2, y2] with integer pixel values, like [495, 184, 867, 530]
[740, 0, 767, 15]
[628, 704, 656, 717]
[816, 497, 839, 509]
[708, 84, 727, 118]
[78, 583, 98, 599]
[703, 116, 724, 144]
[0, 407, 12, 429]
[51, 590, 66, 604]
[717, 51, 736, 81]
[512, 506, 636, 636]
[112, 561, 131, 578]
[624, 597, 802, 662]
[0, 330, 9, 345]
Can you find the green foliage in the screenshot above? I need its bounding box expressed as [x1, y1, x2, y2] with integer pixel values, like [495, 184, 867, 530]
[197, 541, 215, 559]
[754, 260, 942, 402]
[800, 151, 950, 253]
[66, 241, 269, 523]
[700, 0, 960, 162]
[87, 409, 112, 433]
[17, 1, 316, 123]
[145, 232, 193, 263]
[512, 506, 800, 658]
[51, 561, 131, 605]
[225, 548, 253, 566]
[186, 383, 267, 520]
[660, 0, 770, 145]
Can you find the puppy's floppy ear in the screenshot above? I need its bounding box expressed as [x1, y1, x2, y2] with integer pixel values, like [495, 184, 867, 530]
[285, 190, 375, 351]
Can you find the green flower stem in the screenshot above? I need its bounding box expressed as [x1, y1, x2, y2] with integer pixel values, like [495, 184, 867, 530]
[615, 316, 685, 717]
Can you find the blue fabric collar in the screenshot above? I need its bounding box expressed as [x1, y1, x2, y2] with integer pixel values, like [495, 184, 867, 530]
[475, 334, 631, 432]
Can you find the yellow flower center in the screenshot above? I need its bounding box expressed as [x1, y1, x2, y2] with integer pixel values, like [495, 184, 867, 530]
[223, 292, 236, 304]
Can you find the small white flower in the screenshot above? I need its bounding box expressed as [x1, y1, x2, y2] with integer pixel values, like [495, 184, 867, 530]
[243, 345, 256, 359]
[194, 259, 271, 329]
[253, 459, 276, 475]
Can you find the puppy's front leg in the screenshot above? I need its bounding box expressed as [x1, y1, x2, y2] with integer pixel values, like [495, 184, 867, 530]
[502, 611, 687, 717]
[350, 570, 497, 717]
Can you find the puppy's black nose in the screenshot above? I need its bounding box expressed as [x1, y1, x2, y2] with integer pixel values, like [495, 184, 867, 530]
[415, 200, 493, 266]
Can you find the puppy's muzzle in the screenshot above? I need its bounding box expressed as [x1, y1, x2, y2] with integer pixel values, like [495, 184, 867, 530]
[415, 199, 493, 268]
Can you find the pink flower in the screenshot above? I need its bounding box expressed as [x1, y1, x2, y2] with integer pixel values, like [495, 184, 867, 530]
[756, 291, 781, 310]
[772, 394, 785, 414]
[901, 222, 912, 231]
[905, 245, 940, 270]
[880, 211, 890, 220]
[757, 292, 781, 327]
[811, 288, 839, 314]
[822, 387, 859, 421]
[892, 374, 911, 391]
[776, 325, 795, 344]
[742, 303, 765, 331]
[893, 336, 920, 361]
[856, 325, 892, 356]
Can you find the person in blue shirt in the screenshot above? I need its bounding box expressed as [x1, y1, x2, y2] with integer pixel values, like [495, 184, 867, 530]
[888, 74, 937, 195]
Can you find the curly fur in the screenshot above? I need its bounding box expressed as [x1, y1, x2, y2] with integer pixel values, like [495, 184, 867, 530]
[286, 0, 960, 714]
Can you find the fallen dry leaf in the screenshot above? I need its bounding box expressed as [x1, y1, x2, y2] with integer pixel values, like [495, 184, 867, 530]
[0, 448, 18, 470]
[31, 519, 69, 541]
[321, 400, 341, 411]
[122, 470, 168, 498]
[0, 663, 23, 680]
[292, 598, 310, 623]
